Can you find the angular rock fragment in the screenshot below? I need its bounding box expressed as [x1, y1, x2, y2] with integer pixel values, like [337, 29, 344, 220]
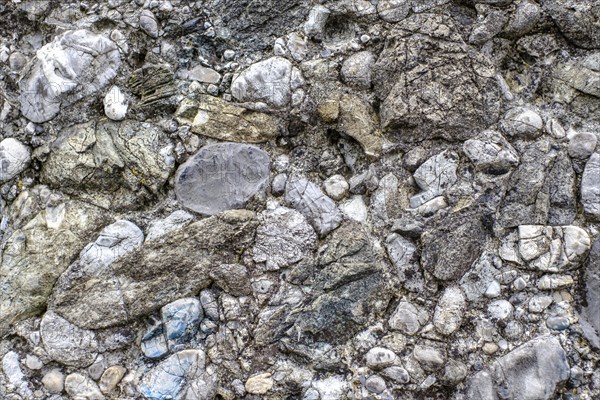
[385, 233, 423, 292]
[410, 151, 458, 208]
[175, 143, 270, 215]
[40, 311, 98, 368]
[582, 152, 600, 220]
[0, 138, 31, 182]
[433, 287, 466, 335]
[389, 301, 428, 335]
[542, 0, 600, 49]
[19, 29, 121, 123]
[463, 131, 519, 175]
[580, 236, 600, 348]
[338, 94, 382, 157]
[161, 298, 202, 348]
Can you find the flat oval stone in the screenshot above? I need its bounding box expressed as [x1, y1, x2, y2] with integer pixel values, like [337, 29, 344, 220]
[175, 143, 270, 215]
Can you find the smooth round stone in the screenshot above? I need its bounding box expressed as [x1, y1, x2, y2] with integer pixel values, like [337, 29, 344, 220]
[488, 300, 514, 320]
[103, 85, 128, 121]
[546, 316, 570, 331]
[42, 369, 65, 394]
[365, 375, 386, 394]
[175, 143, 270, 215]
[568, 132, 597, 159]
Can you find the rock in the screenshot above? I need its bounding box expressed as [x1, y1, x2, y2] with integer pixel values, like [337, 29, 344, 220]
[537, 274, 574, 290]
[285, 176, 342, 236]
[389, 301, 428, 335]
[40, 311, 98, 367]
[370, 173, 399, 227]
[161, 298, 202, 347]
[546, 316, 570, 330]
[341, 51, 375, 89]
[0, 138, 30, 181]
[460, 253, 502, 302]
[339, 195, 368, 223]
[177, 65, 221, 84]
[569, 132, 597, 159]
[146, 210, 194, 242]
[529, 295, 553, 313]
[382, 366, 410, 384]
[209, 264, 252, 296]
[50, 210, 257, 329]
[365, 375, 386, 394]
[42, 369, 65, 394]
[139, 10, 159, 38]
[245, 373, 274, 395]
[442, 360, 468, 386]
[374, 13, 499, 141]
[463, 336, 569, 400]
[487, 300, 513, 320]
[25, 354, 42, 370]
[19, 30, 121, 123]
[547, 151, 577, 225]
[231, 56, 304, 108]
[410, 151, 458, 208]
[175, 143, 270, 215]
[141, 318, 170, 359]
[0, 199, 107, 332]
[103, 85, 128, 121]
[338, 94, 383, 157]
[463, 131, 519, 175]
[500, 107, 543, 138]
[253, 204, 316, 270]
[413, 346, 444, 371]
[385, 234, 423, 292]
[139, 350, 208, 399]
[433, 287, 466, 335]
[65, 373, 105, 400]
[365, 347, 397, 370]
[99, 366, 126, 394]
[377, 0, 411, 22]
[41, 120, 174, 210]
[176, 96, 278, 143]
[542, 0, 600, 49]
[304, 5, 330, 38]
[323, 175, 349, 201]
[271, 173, 287, 196]
[580, 236, 600, 348]
[2, 352, 32, 398]
[582, 153, 600, 219]
[553, 54, 600, 98]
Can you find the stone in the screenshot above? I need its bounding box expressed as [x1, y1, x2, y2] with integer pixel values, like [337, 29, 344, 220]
[385, 234, 423, 292]
[99, 366, 126, 394]
[139, 10, 159, 38]
[41, 120, 175, 210]
[443, 360, 468, 386]
[25, 354, 43, 370]
[582, 153, 600, 219]
[553, 54, 600, 98]
[365, 375, 386, 394]
[529, 295, 553, 313]
[253, 204, 316, 270]
[546, 316, 570, 331]
[487, 300, 513, 321]
[500, 107, 543, 138]
[580, 236, 600, 348]
[0, 199, 107, 333]
[245, 373, 274, 395]
[42, 369, 65, 394]
[410, 151, 458, 208]
[433, 287, 466, 335]
[389, 302, 428, 335]
[40, 311, 98, 367]
[341, 51, 375, 89]
[382, 366, 410, 384]
[175, 143, 270, 215]
[338, 94, 383, 157]
[370, 173, 399, 227]
[0, 138, 31, 182]
[139, 350, 207, 399]
[537, 274, 574, 290]
[177, 65, 221, 84]
[19, 30, 121, 123]
[463, 131, 519, 175]
[568, 132, 597, 159]
[103, 85, 128, 121]
[460, 253, 502, 302]
[50, 210, 257, 329]
[323, 175, 349, 201]
[365, 347, 397, 370]
[377, 0, 411, 22]
[542, 0, 600, 49]
[146, 210, 194, 242]
[271, 173, 287, 197]
[413, 346, 444, 371]
[374, 13, 499, 141]
[209, 264, 252, 296]
[463, 336, 569, 400]
[304, 5, 330, 38]
[547, 152, 577, 225]
[339, 195, 368, 223]
[176, 96, 278, 143]
[285, 176, 342, 236]
[2, 352, 32, 399]
[161, 298, 202, 347]
[231, 56, 303, 108]
[65, 373, 105, 400]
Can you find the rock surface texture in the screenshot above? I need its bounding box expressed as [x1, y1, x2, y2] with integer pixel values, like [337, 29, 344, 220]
[0, 0, 599, 399]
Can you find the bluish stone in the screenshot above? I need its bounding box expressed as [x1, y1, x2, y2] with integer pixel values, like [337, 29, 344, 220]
[161, 298, 202, 348]
[546, 316, 570, 331]
[139, 350, 205, 399]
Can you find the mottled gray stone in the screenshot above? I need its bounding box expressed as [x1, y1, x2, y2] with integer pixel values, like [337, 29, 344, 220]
[175, 143, 270, 215]
[19, 30, 121, 123]
[389, 302, 428, 335]
[500, 107, 543, 138]
[341, 51, 375, 89]
[382, 366, 410, 384]
[365, 375, 386, 394]
[285, 176, 342, 236]
[161, 298, 202, 348]
[385, 234, 423, 292]
[146, 210, 194, 242]
[410, 151, 458, 208]
[582, 153, 600, 219]
[65, 373, 105, 400]
[433, 287, 466, 335]
[463, 336, 569, 400]
[2, 352, 32, 399]
[365, 347, 397, 370]
[304, 5, 330, 38]
[377, 0, 411, 22]
[568, 132, 597, 159]
[0, 138, 31, 182]
[581, 236, 600, 348]
[460, 253, 502, 302]
[40, 311, 98, 368]
[463, 131, 519, 175]
[413, 346, 445, 371]
[542, 0, 600, 49]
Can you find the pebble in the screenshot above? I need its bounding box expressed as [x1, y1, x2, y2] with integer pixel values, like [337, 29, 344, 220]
[323, 174, 349, 200]
[512, 277, 527, 291]
[339, 195, 368, 223]
[271, 173, 288, 197]
[304, 5, 330, 38]
[365, 347, 397, 370]
[99, 366, 127, 394]
[501, 107, 543, 138]
[161, 297, 202, 347]
[245, 373, 274, 395]
[433, 286, 466, 335]
[139, 10, 159, 38]
[42, 369, 65, 394]
[483, 342, 499, 355]
[413, 346, 444, 371]
[341, 51, 375, 89]
[582, 153, 600, 219]
[389, 301, 427, 335]
[546, 316, 570, 330]
[103, 85, 128, 121]
[529, 294, 553, 313]
[365, 375, 386, 394]
[25, 354, 43, 370]
[0, 138, 31, 182]
[484, 281, 502, 298]
[568, 132, 597, 159]
[381, 366, 410, 384]
[537, 274, 574, 290]
[65, 373, 105, 400]
[223, 49, 236, 60]
[487, 300, 514, 320]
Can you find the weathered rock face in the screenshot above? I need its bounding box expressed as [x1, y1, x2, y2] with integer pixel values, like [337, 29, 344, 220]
[373, 13, 500, 141]
[175, 143, 270, 215]
[542, 0, 600, 49]
[49, 210, 257, 329]
[582, 152, 600, 220]
[41, 120, 174, 210]
[19, 29, 121, 123]
[462, 336, 569, 400]
[581, 236, 600, 348]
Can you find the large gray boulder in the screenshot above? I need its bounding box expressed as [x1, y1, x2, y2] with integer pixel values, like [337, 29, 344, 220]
[542, 0, 600, 49]
[19, 29, 121, 123]
[175, 143, 270, 215]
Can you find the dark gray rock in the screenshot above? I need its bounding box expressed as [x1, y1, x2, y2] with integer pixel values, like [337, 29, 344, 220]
[582, 152, 600, 220]
[175, 143, 270, 215]
[581, 236, 600, 348]
[542, 0, 600, 49]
